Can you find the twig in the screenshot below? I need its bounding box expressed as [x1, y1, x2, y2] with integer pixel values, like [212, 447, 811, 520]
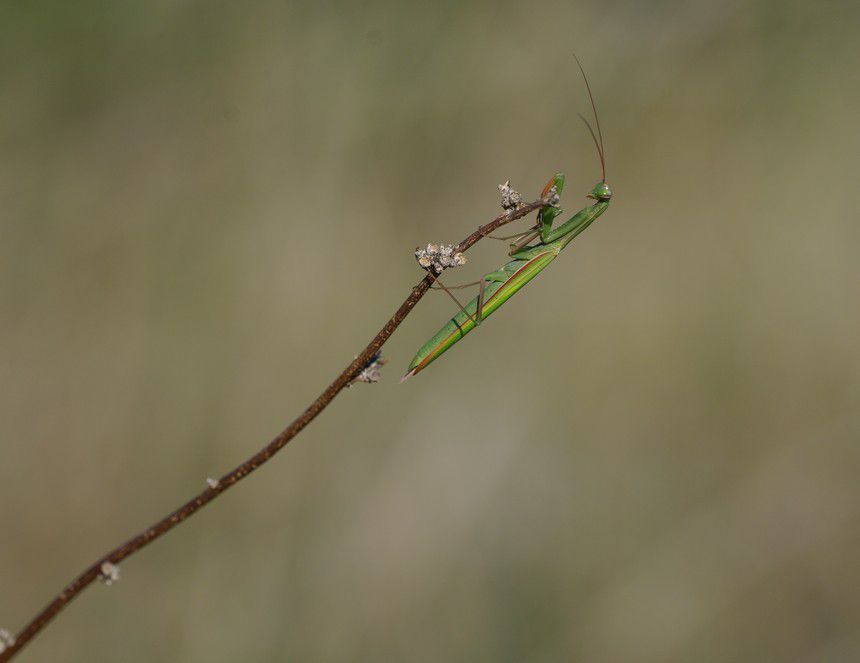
[0, 195, 549, 661]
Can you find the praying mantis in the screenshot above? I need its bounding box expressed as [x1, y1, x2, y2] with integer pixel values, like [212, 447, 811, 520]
[402, 57, 612, 381]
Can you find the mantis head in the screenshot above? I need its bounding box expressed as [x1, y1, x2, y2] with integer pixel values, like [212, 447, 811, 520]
[587, 181, 612, 201]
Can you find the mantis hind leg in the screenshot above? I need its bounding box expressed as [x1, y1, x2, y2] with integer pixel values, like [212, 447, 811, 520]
[425, 271, 479, 328]
[429, 268, 509, 326]
[475, 269, 509, 325]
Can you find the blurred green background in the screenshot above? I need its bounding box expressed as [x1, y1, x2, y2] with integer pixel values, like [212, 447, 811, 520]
[2, 1, 858, 661]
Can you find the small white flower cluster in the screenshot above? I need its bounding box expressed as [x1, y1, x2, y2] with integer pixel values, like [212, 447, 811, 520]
[0, 628, 15, 653]
[498, 180, 523, 211]
[348, 352, 387, 386]
[99, 561, 121, 586]
[414, 243, 467, 274]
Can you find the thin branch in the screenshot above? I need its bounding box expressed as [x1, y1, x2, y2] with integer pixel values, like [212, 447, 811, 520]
[0, 196, 549, 661]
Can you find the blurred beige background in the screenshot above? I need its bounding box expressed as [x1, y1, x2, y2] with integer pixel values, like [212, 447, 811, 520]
[1, 1, 858, 661]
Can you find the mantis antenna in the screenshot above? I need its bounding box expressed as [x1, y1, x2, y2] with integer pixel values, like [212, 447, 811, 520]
[573, 53, 607, 182]
[577, 113, 605, 182]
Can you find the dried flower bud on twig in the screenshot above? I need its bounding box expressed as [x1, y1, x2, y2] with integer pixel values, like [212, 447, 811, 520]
[414, 243, 467, 274]
[546, 184, 561, 207]
[348, 351, 387, 386]
[99, 561, 121, 586]
[0, 629, 16, 654]
[498, 179, 523, 211]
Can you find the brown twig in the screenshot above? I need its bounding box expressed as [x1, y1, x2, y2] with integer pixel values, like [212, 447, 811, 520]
[0, 196, 549, 661]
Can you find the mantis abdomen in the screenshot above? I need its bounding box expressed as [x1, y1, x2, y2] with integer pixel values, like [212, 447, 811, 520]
[404, 248, 559, 379]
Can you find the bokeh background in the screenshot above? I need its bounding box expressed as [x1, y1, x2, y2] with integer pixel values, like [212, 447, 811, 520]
[2, 1, 858, 661]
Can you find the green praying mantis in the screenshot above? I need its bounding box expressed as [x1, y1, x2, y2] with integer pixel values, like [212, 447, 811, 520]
[402, 57, 612, 381]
